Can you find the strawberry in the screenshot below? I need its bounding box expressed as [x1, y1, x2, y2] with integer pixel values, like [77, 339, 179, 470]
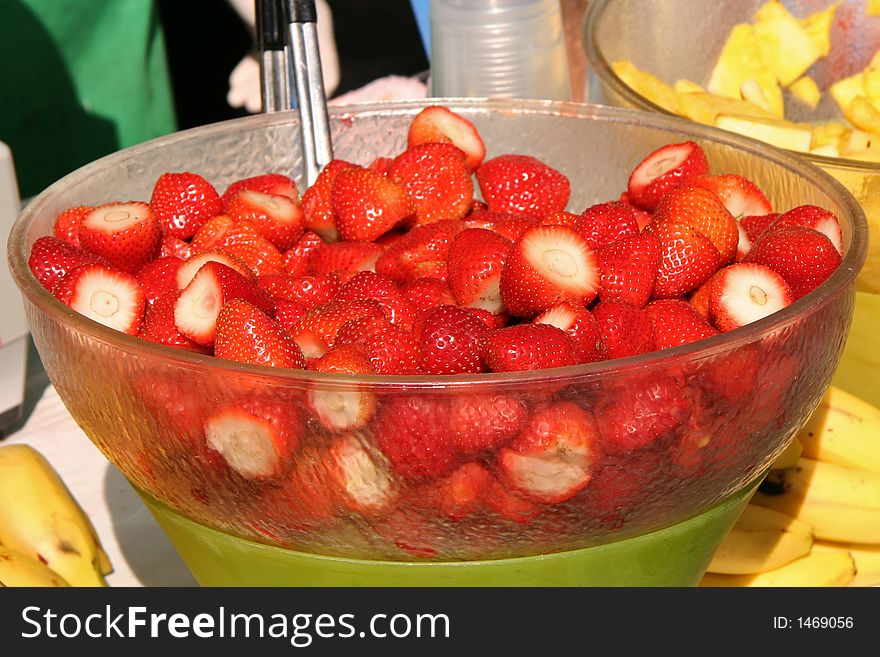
[191, 214, 235, 252]
[499, 225, 599, 317]
[159, 235, 193, 260]
[595, 232, 660, 307]
[221, 173, 298, 208]
[465, 307, 510, 330]
[626, 141, 709, 212]
[176, 250, 253, 289]
[401, 277, 455, 312]
[739, 213, 785, 247]
[780, 205, 843, 255]
[476, 154, 570, 217]
[422, 462, 492, 521]
[648, 222, 721, 298]
[28, 236, 100, 292]
[387, 142, 474, 225]
[407, 105, 486, 171]
[54, 263, 146, 335]
[652, 185, 738, 263]
[209, 221, 285, 277]
[326, 433, 398, 515]
[644, 298, 718, 349]
[481, 477, 543, 524]
[446, 228, 511, 313]
[373, 396, 459, 481]
[368, 156, 394, 174]
[307, 345, 378, 430]
[300, 159, 357, 241]
[463, 210, 538, 241]
[226, 189, 305, 251]
[708, 263, 793, 331]
[203, 398, 301, 480]
[282, 230, 325, 277]
[258, 272, 341, 309]
[618, 192, 653, 230]
[375, 220, 464, 284]
[688, 173, 773, 218]
[450, 394, 527, 456]
[335, 315, 420, 374]
[594, 373, 691, 454]
[139, 290, 207, 352]
[418, 305, 490, 374]
[78, 202, 161, 273]
[137, 256, 183, 305]
[533, 301, 603, 364]
[150, 172, 223, 239]
[480, 324, 578, 372]
[290, 300, 384, 357]
[498, 401, 600, 504]
[575, 201, 639, 249]
[174, 261, 275, 346]
[214, 299, 305, 368]
[336, 271, 417, 330]
[274, 299, 309, 330]
[308, 240, 384, 281]
[592, 300, 657, 360]
[332, 167, 412, 241]
[688, 276, 713, 319]
[695, 343, 760, 404]
[541, 211, 580, 228]
[53, 205, 92, 246]
[744, 226, 841, 299]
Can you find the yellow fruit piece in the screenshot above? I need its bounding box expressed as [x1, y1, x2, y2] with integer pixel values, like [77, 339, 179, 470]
[844, 95, 880, 134]
[0, 545, 71, 587]
[831, 71, 866, 116]
[843, 147, 880, 162]
[714, 114, 813, 151]
[811, 121, 848, 149]
[801, 2, 839, 58]
[708, 23, 784, 116]
[863, 64, 880, 100]
[814, 541, 880, 587]
[843, 128, 876, 152]
[612, 60, 680, 114]
[868, 0, 880, 17]
[740, 79, 773, 112]
[754, 1, 822, 86]
[701, 550, 855, 587]
[678, 91, 777, 126]
[789, 76, 822, 109]
[674, 79, 705, 95]
[771, 438, 803, 470]
[809, 144, 841, 157]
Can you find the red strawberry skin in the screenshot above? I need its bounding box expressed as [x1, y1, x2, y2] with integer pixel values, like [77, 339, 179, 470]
[375, 220, 464, 284]
[139, 290, 208, 352]
[447, 228, 511, 312]
[402, 277, 455, 312]
[28, 236, 100, 292]
[282, 230, 325, 277]
[464, 210, 538, 242]
[226, 189, 305, 251]
[653, 185, 739, 263]
[476, 154, 570, 217]
[214, 299, 305, 368]
[592, 300, 657, 360]
[688, 173, 773, 219]
[137, 256, 183, 305]
[53, 205, 92, 247]
[649, 222, 722, 298]
[533, 301, 603, 364]
[480, 324, 578, 372]
[258, 272, 341, 309]
[596, 232, 660, 307]
[451, 394, 527, 456]
[308, 240, 384, 280]
[419, 305, 490, 374]
[335, 315, 420, 374]
[335, 271, 417, 330]
[627, 141, 710, 212]
[332, 167, 413, 242]
[301, 159, 357, 241]
[221, 173, 299, 208]
[644, 298, 718, 349]
[78, 202, 162, 274]
[160, 235, 194, 260]
[576, 201, 639, 249]
[150, 172, 223, 240]
[407, 105, 486, 171]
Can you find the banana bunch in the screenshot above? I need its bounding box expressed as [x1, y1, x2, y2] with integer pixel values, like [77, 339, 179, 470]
[0, 444, 111, 587]
[702, 385, 880, 587]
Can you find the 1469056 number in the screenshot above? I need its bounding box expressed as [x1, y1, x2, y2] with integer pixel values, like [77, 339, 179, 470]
[798, 617, 854, 629]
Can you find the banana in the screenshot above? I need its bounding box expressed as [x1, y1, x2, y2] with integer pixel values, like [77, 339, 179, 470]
[797, 386, 880, 474]
[0, 445, 107, 587]
[752, 458, 880, 543]
[701, 550, 856, 587]
[814, 541, 880, 587]
[0, 545, 71, 587]
[707, 505, 813, 575]
[771, 438, 803, 470]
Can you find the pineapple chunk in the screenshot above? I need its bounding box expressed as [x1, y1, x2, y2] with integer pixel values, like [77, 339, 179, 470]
[715, 114, 813, 151]
[844, 129, 875, 152]
[754, 1, 822, 86]
[674, 79, 705, 94]
[612, 60, 680, 114]
[740, 79, 774, 112]
[789, 76, 822, 108]
[830, 71, 866, 114]
[678, 91, 777, 126]
[869, 0, 880, 17]
[844, 95, 880, 134]
[863, 63, 880, 100]
[809, 144, 840, 157]
[811, 121, 848, 149]
[801, 2, 839, 57]
[842, 146, 880, 162]
[708, 23, 784, 116]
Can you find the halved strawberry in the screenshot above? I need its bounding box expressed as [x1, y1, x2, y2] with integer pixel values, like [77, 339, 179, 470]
[744, 225, 841, 299]
[780, 205, 843, 255]
[708, 263, 793, 331]
[221, 173, 299, 208]
[476, 154, 570, 217]
[451, 394, 527, 456]
[274, 299, 309, 331]
[174, 261, 274, 346]
[214, 298, 304, 368]
[282, 230, 325, 277]
[137, 256, 183, 305]
[368, 156, 394, 174]
[139, 290, 207, 352]
[592, 300, 657, 360]
[447, 228, 511, 313]
[534, 301, 603, 364]
[290, 299, 384, 357]
[688, 275, 714, 319]
[54, 263, 146, 335]
[326, 433, 398, 515]
[644, 298, 719, 349]
[463, 210, 538, 242]
[595, 232, 660, 307]
[618, 192, 653, 230]
[159, 235, 193, 260]
[408, 105, 486, 171]
[423, 462, 493, 520]
[689, 173, 773, 218]
[401, 277, 455, 312]
[626, 141, 710, 212]
[78, 202, 162, 273]
[375, 220, 464, 284]
[499, 225, 599, 317]
[541, 211, 580, 228]
[191, 214, 235, 252]
[332, 167, 412, 242]
[575, 201, 639, 249]
[28, 236, 100, 292]
[652, 185, 738, 263]
[53, 205, 92, 246]
[335, 315, 420, 374]
[419, 305, 490, 375]
[258, 272, 341, 308]
[208, 221, 285, 277]
[739, 212, 785, 248]
[308, 240, 384, 280]
[176, 250, 253, 289]
[336, 271, 417, 330]
[480, 324, 578, 372]
[300, 159, 358, 241]
[481, 476, 543, 524]
[150, 172, 223, 240]
[387, 142, 474, 225]
[203, 398, 300, 480]
[648, 222, 721, 298]
[498, 401, 600, 504]
[307, 345, 377, 430]
[463, 307, 510, 330]
[226, 189, 305, 251]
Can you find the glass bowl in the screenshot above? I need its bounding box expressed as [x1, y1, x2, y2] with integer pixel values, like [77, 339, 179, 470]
[7, 100, 868, 583]
[584, 0, 880, 293]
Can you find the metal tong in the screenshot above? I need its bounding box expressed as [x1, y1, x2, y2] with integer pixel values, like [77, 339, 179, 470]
[257, 0, 333, 187]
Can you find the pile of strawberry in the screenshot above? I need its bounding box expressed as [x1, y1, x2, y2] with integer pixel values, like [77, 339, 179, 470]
[26, 105, 845, 558]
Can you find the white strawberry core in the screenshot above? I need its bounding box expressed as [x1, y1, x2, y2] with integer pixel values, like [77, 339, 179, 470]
[541, 249, 578, 278]
[90, 291, 120, 317]
[632, 144, 688, 186]
[85, 202, 151, 233]
[104, 209, 132, 222]
[646, 154, 680, 178]
[243, 190, 297, 222]
[814, 217, 844, 255]
[331, 434, 394, 512]
[205, 412, 280, 479]
[501, 449, 591, 503]
[748, 285, 769, 306]
[719, 264, 790, 326]
[466, 275, 503, 313]
[70, 268, 141, 333]
[535, 303, 576, 330]
[523, 227, 599, 295]
[308, 389, 372, 431]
